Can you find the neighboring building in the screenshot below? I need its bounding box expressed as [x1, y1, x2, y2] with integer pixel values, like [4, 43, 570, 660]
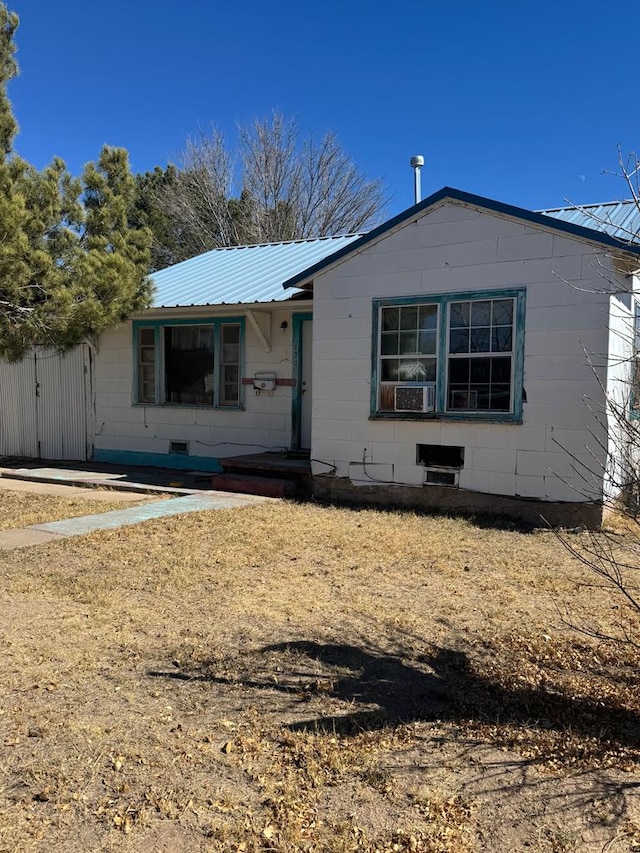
[2, 188, 639, 525]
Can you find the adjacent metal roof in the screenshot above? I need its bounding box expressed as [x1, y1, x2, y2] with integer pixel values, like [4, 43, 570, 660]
[149, 234, 361, 308]
[541, 200, 640, 243]
[283, 187, 640, 290]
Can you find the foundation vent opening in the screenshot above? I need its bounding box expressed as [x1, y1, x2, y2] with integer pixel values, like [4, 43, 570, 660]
[169, 440, 190, 455]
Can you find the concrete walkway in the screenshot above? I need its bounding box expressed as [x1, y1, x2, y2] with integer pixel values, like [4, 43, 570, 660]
[0, 466, 270, 551]
[0, 475, 150, 502]
[0, 464, 205, 495]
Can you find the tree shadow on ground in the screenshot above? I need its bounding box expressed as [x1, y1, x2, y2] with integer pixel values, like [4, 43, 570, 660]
[260, 641, 640, 746]
[149, 640, 640, 755]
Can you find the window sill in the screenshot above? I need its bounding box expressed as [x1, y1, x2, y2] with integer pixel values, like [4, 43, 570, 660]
[133, 402, 245, 412]
[369, 411, 522, 424]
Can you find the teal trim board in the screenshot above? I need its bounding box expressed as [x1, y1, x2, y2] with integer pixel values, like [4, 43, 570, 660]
[291, 312, 312, 450]
[370, 303, 381, 416]
[95, 449, 223, 473]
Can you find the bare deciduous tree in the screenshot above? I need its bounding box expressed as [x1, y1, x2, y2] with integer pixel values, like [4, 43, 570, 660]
[167, 130, 243, 252]
[146, 112, 387, 267]
[552, 148, 640, 646]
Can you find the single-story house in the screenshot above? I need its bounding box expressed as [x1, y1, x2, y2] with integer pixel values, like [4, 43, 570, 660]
[2, 187, 639, 526]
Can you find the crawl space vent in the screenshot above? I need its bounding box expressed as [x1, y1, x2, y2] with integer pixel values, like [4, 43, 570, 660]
[169, 440, 189, 455]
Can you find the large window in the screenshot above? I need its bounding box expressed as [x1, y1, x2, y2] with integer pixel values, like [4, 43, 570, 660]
[373, 289, 525, 420]
[164, 325, 215, 405]
[134, 319, 243, 408]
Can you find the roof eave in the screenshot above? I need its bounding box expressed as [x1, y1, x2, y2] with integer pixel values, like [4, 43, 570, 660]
[282, 187, 640, 290]
[135, 295, 313, 320]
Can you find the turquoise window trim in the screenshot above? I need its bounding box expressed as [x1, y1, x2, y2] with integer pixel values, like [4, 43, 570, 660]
[133, 322, 161, 405]
[132, 316, 245, 409]
[371, 288, 526, 423]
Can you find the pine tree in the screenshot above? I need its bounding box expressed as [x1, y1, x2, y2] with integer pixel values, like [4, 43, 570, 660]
[131, 165, 181, 272]
[0, 4, 152, 360]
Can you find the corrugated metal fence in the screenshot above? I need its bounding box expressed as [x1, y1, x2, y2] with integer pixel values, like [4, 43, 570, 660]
[0, 345, 93, 461]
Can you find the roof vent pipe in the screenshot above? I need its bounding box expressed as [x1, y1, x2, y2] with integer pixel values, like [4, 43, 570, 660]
[410, 155, 424, 204]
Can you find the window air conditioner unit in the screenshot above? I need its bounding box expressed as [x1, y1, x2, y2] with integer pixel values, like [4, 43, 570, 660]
[394, 384, 435, 413]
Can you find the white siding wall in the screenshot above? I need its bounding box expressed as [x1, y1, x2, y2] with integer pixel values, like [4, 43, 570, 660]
[604, 273, 640, 502]
[312, 201, 623, 503]
[93, 303, 308, 462]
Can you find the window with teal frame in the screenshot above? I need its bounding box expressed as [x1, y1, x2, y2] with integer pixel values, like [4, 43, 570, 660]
[133, 318, 244, 408]
[372, 288, 526, 422]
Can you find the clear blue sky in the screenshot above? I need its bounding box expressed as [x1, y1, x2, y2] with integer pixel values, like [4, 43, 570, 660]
[7, 0, 639, 220]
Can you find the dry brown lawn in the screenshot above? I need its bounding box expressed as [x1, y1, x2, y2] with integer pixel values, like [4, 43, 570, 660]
[1, 500, 639, 852]
[0, 488, 151, 531]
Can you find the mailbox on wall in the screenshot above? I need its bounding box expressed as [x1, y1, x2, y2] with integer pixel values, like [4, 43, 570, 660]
[253, 372, 276, 394]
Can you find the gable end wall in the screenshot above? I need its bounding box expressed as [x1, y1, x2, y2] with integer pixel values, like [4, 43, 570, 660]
[311, 201, 623, 518]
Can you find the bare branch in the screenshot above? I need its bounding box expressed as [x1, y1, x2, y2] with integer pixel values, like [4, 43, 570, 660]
[552, 156, 640, 646]
[148, 112, 388, 264]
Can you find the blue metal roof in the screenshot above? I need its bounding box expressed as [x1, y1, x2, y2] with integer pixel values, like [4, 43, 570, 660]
[541, 200, 640, 243]
[148, 194, 640, 309]
[149, 234, 361, 308]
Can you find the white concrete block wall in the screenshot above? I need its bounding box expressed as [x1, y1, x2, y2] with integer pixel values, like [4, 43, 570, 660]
[311, 200, 625, 504]
[93, 303, 309, 462]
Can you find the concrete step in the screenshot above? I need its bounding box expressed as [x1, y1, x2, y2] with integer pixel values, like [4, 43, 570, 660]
[210, 472, 297, 499]
[220, 453, 310, 478]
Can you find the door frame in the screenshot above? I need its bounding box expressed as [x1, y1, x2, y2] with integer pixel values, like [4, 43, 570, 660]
[291, 312, 313, 451]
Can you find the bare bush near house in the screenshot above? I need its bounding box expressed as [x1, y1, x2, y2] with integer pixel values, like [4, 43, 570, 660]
[554, 380, 640, 647]
[155, 112, 387, 263]
[554, 148, 640, 646]
[584, 147, 640, 242]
